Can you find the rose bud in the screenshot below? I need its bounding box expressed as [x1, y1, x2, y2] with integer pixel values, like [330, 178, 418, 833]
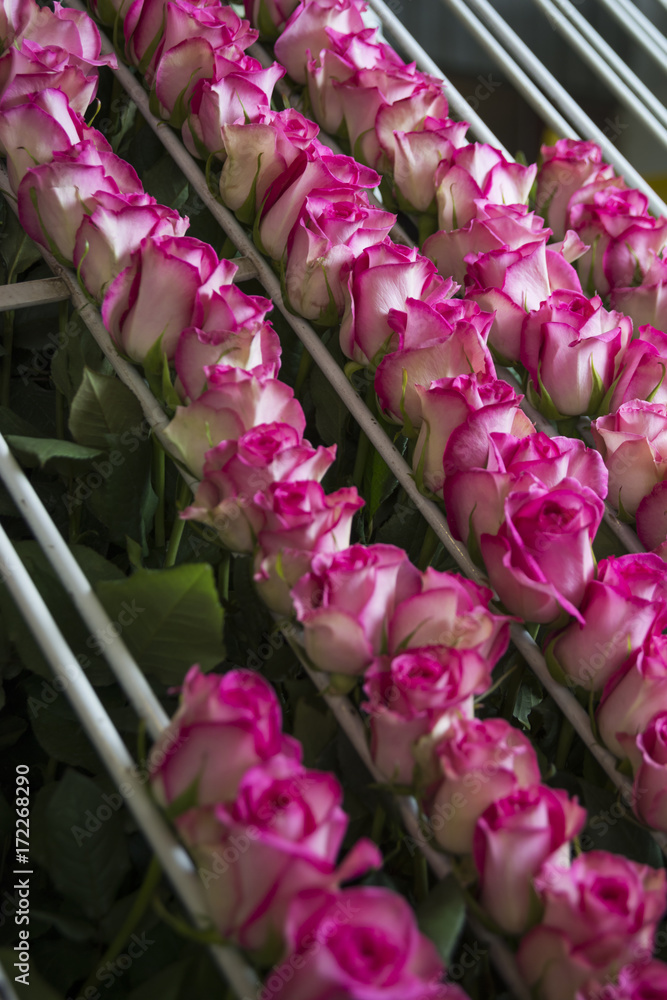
[628, 712, 667, 833]
[609, 325, 667, 411]
[149, 665, 301, 806]
[473, 785, 586, 935]
[606, 961, 667, 1000]
[425, 716, 540, 854]
[591, 400, 667, 516]
[597, 634, 667, 764]
[273, 0, 366, 85]
[385, 116, 469, 215]
[636, 479, 667, 551]
[520, 290, 632, 418]
[434, 142, 536, 231]
[549, 552, 667, 691]
[272, 886, 469, 1000]
[536, 138, 615, 239]
[179, 756, 381, 952]
[480, 479, 604, 625]
[292, 544, 421, 676]
[612, 253, 667, 334]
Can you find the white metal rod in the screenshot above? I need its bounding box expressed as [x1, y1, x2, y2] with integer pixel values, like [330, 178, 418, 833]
[438, 0, 576, 139]
[452, 0, 667, 216]
[0, 277, 69, 312]
[0, 432, 170, 740]
[0, 522, 260, 998]
[530, 0, 667, 150]
[361, 0, 511, 155]
[546, 0, 667, 134]
[591, 0, 667, 71]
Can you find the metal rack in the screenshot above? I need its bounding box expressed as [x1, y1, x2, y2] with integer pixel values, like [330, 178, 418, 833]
[4, 0, 667, 996]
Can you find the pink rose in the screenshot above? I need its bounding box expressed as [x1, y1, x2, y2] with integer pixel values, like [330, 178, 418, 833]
[425, 716, 540, 854]
[444, 431, 607, 547]
[284, 188, 395, 322]
[636, 479, 667, 550]
[292, 544, 421, 676]
[149, 665, 300, 806]
[373, 82, 451, 172]
[609, 325, 667, 411]
[591, 400, 667, 516]
[631, 712, 667, 832]
[473, 785, 586, 935]
[101, 234, 235, 362]
[388, 566, 510, 665]
[253, 483, 364, 615]
[413, 373, 533, 494]
[17, 143, 141, 264]
[605, 961, 667, 1000]
[383, 115, 468, 214]
[466, 237, 583, 362]
[362, 646, 491, 784]
[550, 552, 667, 691]
[74, 191, 188, 301]
[597, 634, 667, 763]
[219, 107, 320, 216]
[15, 1, 116, 73]
[272, 886, 467, 1000]
[520, 290, 632, 418]
[180, 756, 380, 952]
[374, 298, 494, 430]
[518, 852, 666, 999]
[536, 138, 615, 239]
[181, 423, 335, 553]
[273, 0, 366, 84]
[480, 480, 604, 624]
[424, 201, 551, 286]
[257, 149, 380, 261]
[0, 88, 110, 190]
[612, 254, 667, 333]
[163, 368, 306, 478]
[0, 40, 98, 116]
[340, 241, 457, 367]
[434, 142, 537, 231]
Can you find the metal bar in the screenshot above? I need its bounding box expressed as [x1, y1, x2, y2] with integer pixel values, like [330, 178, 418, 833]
[0, 277, 69, 312]
[0, 522, 261, 998]
[0, 432, 170, 740]
[591, 0, 667, 71]
[545, 0, 667, 134]
[530, 0, 667, 150]
[360, 0, 511, 155]
[452, 0, 667, 216]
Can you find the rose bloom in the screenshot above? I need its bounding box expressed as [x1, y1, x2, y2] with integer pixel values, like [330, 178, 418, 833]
[0, 39, 99, 116]
[630, 712, 667, 833]
[384, 114, 469, 214]
[181, 423, 335, 553]
[434, 142, 536, 231]
[149, 666, 301, 806]
[518, 851, 666, 1000]
[425, 716, 540, 854]
[444, 431, 607, 549]
[362, 645, 492, 785]
[179, 755, 380, 953]
[480, 479, 604, 625]
[273, 0, 366, 84]
[520, 290, 632, 418]
[612, 253, 667, 334]
[609, 325, 667, 411]
[466, 236, 583, 362]
[636, 480, 667, 550]
[601, 960, 667, 1000]
[591, 400, 667, 517]
[597, 634, 667, 764]
[473, 784, 586, 935]
[549, 552, 667, 692]
[292, 544, 421, 676]
[339, 241, 456, 367]
[536, 138, 615, 238]
[271, 886, 468, 1000]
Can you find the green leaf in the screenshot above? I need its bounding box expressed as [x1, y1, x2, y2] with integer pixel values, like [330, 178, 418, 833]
[6, 435, 103, 476]
[0, 404, 46, 438]
[512, 668, 544, 728]
[42, 769, 131, 920]
[292, 696, 339, 768]
[95, 563, 225, 685]
[26, 675, 103, 771]
[143, 153, 189, 213]
[416, 873, 466, 964]
[69, 367, 145, 449]
[363, 446, 398, 525]
[0, 204, 42, 279]
[50, 314, 112, 404]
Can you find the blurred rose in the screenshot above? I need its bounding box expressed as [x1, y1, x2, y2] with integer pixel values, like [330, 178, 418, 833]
[636, 479, 667, 550]
[609, 325, 667, 411]
[631, 712, 667, 833]
[597, 634, 667, 763]
[612, 254, 667, 334]
[536, 138, 615, 239]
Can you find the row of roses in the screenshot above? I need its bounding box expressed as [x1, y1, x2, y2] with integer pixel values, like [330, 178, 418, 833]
[3, 0, 667, 997]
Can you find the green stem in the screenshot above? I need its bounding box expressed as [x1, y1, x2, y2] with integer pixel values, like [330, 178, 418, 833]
[555, 716, 576, 771]
[413, 852, 429, 904]
[218, 552, 231, 604]
[294, 346, 313, 396]
[151, 894, 223, 944]
[371, 802, 386, 845]
[152, 437, 166, 549]
[353, 382, 376, 489]
[82, 856, 162, 995]
[417, 524, 438, 571]
[164, 478, 191, 567]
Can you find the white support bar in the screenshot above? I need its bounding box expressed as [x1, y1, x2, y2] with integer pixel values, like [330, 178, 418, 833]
[591, 0, 667, 71]
[530, 0, 667, 151]
[0, 277, 69, 312]
[0, 522, 261, 999]
[452, 0, 667, 216]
